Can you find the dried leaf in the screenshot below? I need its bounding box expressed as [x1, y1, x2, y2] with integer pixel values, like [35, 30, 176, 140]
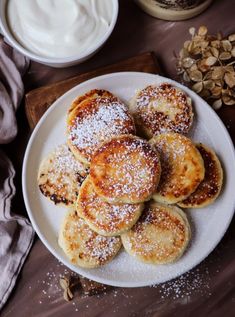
[205, 56, 217, 66]
[189, 70, 203, 82]
[224, 72, 235, 88]
[219, 51, 232, 60]
[198, 26, 208, 37]
[222, 40, 232, 51]
[212, 99, 223, 110]
[192, 82, 203, 93]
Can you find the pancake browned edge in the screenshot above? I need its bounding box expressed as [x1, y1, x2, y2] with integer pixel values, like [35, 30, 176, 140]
[129, 83, 193, 139]
[150, 132, 205, 204]
[90, 134, 161, 204]
[38, 144, 88, 206]
[67, 89, 136, 166]
[58, 209, 122, 269]
[77, 176, 144, 236]
[178, 143, 223, 208]
[121, 201, 191, 264]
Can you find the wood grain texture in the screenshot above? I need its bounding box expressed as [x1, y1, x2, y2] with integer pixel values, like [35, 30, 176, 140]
[25, 52, 162, 129]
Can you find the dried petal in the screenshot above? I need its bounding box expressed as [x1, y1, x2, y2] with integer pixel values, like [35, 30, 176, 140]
[231, 46, 235, 57]
[211, 86, 222, 97]
[189, 70, 203, 82]
[211, 66, 225, 80]
[219, 51, 232, 60]
[217, 32, 222, 40]
[198, 59, 210, 72]
[224, 72, 235, 88]
[192, 82, 203, 93]
[211, 40, 221, 48]
[182, 57, 195, 68]
[179, 48, 189, 59]
[191, 45, 201, 55]
[203, 70, 212, 80]
[210, 47, 219, 58]
[200, 89, 210, 98]
[198, 26, 208, 37]
[183, 40, 191, 49]
[222, 40, 232, 51]
[200, 41, 209, 49]
[222, 94, 235, 105]
[67, 288, 74, 300]
[212, 99, 223, 110]
[205, 56, 217, 66]
[183, 71, 191, 82]
[60, 277, 69, 290]
[63, 289, 73, 302]
[189, 27, 196, 37]
[203, 80, 215, 90]
[228, 34, 235, 42]
[224, 65, 234, 73]
[190, 64, 198, 72]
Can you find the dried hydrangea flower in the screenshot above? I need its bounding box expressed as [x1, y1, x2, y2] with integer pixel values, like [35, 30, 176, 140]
[177, 26, 235, 109]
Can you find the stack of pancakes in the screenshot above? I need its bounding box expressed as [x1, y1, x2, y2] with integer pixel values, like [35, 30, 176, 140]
[38, 84, 223, 269]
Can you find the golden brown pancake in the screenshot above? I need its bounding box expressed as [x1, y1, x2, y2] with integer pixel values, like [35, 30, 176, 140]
[150, 133, 205, 204]
[90, 135, 161, 204]
[67, 89, 136, 165]
[129, 83, 193, 138]
[58, 209, 122, 268]
[38, 144, 88, 206]
[77, 176, 144, 236]
[121, 201, 191, 264]
[178, 144, 223, 208]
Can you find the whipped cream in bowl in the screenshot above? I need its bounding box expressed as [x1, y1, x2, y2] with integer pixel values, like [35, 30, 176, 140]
[0, 0, 118, 67]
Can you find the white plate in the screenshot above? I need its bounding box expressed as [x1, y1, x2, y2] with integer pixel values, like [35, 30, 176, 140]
[22, 72, 235, 287]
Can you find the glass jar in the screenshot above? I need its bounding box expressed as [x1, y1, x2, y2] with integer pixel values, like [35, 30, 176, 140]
[135, 0, 213, 21]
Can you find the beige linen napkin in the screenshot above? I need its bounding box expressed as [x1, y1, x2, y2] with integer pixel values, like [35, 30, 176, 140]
[0, 37, 34, 310]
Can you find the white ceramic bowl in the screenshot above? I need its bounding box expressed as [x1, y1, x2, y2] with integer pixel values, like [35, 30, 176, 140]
[0, 0, 118, 68]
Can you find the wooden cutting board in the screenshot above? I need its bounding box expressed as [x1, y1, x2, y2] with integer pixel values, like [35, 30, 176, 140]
[25, 52, 162, 130]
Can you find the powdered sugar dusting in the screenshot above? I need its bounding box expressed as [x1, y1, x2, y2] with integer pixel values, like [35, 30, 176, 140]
[78, 177, 142, 234]
[134, 83, 193, 136]
[68, 97, 135, 161]
[62, 212, 121, 266]
[91, 136, 161, 203]
[38, 144, 88, 205]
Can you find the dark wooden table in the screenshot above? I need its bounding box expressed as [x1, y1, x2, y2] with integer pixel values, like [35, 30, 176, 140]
[2, 1, 235, 316]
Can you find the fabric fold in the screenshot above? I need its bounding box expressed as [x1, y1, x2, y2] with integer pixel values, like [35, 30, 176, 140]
[0, 37, 34, 311]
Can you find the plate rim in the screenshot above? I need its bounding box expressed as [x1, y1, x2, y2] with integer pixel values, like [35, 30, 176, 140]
[22, 71, 235, 287]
